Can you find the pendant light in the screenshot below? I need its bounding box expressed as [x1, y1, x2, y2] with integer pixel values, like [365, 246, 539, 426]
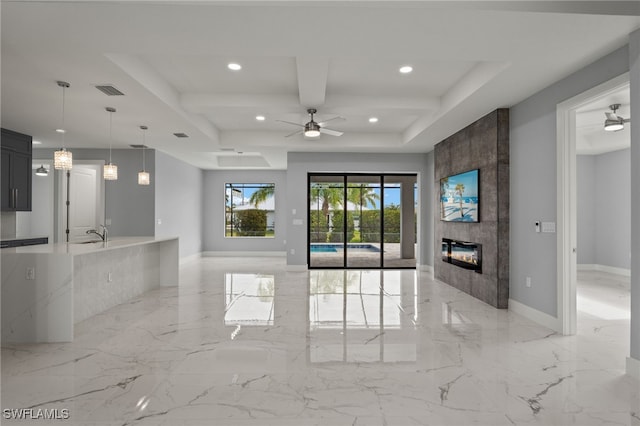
[138, 125, 150, 185]
[35, 165, 49, 176]
[104, 107, 118, 180]
[53, 81, 73, 170]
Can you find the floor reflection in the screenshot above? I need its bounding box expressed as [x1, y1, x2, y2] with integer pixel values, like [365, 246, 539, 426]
[308, 270, 418, 363]
[224, 273, 275, 326]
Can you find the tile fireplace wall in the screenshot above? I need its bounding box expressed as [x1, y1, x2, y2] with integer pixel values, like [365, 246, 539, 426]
[434, 109, 509, 308]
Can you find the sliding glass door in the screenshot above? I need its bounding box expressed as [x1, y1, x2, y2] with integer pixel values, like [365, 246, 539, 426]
[308, 173, 417, 269]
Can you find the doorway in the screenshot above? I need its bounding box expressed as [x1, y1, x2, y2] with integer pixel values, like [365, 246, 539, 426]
[556, 73, 630, 335]
[308, 173, 417, 269]
[56, 161, 105, 243]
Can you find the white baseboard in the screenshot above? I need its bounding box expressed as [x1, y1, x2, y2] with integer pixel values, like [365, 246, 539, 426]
[202, 251, 286, 257]
[627, 357, 640, 381]
[577, 263, 630, 277]
[179, 252, 202, 266]
[508, 298, 560, 332]
[418, 264, 434, 279]
[286, 265, 308, 272]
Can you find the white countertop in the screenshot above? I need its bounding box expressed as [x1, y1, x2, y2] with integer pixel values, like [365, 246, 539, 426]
[1, 236, 178, 255]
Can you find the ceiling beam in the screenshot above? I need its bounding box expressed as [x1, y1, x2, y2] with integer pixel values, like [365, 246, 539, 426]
[296, 57, 329, 108]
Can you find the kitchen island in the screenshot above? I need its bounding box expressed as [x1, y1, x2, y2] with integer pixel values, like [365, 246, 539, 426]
[1, 237, 178, 343]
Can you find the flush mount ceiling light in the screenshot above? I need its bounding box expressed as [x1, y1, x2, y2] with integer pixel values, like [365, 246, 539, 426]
[399, 65, 413, 74]
[53, 81, 73, 170]
[369, 117, 379, 123]
[604, 104, 630, 132]
[103, 107, 118, 181]
[138, 125, 150, 186]
[35, 165, 48, 176]
[227, 63, 242, 71]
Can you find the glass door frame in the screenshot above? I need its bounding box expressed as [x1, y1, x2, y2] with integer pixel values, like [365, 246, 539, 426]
[307, 172, 417, 270]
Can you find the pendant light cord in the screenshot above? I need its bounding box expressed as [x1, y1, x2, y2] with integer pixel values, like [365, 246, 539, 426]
[142, 127, 146, 171]
[108, 110, 113, 163]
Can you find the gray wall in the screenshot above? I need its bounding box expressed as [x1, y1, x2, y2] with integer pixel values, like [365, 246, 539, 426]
[510, 46, 629, 317]
[286, 152, 432, 267]
[577, 155, 596, 264]
[595, 149, 631, 269]
[34, 148, 156, 237]
[577, 150, 631, 269]
[155, 150, 203, 258]
[203, 169, 287, 253]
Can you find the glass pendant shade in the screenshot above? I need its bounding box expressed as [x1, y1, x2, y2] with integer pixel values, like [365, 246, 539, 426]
[138, 171, 150, 185]
[104, 163, 118, 180]
[54, 148, 73, 170]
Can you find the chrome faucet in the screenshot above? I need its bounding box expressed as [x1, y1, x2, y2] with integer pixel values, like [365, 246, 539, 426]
[86, 224, 108, 242]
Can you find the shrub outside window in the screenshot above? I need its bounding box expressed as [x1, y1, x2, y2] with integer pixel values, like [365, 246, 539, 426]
[225, 183, 275, 238]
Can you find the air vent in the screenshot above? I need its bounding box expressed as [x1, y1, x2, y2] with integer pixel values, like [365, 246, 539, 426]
[220, 147, 235, 152]
[173, 133, 189, 138]
[129, 144, 148, 149]
[95, 85, 125, 96]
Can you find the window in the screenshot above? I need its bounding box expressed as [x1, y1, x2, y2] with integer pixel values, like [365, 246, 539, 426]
[225, 183, 275, 238]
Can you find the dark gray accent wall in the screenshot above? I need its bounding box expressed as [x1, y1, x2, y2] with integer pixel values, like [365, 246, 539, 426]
[155, 150, 203, 258]
[434, 109, 509, 309]
[35, 148, 155, 237]
[510, 46, 629, 317]
[203, 169, 287, 252]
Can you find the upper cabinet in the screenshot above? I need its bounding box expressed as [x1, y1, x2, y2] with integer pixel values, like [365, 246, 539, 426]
[1, 128, 32, 211]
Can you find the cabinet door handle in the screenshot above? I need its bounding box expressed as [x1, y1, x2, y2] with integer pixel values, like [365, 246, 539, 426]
[10, 188, 15, 208]
[14, 188, 18, 208]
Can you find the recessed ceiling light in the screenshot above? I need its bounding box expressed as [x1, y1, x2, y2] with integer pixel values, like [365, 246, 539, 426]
[32, 140, 42, 145]
[228, 63, 242, 71]
[369, 117, 379, 123]
[256, 115, 266, 121]
[399, 65, 413, 74]
[55, 128, 65, 134]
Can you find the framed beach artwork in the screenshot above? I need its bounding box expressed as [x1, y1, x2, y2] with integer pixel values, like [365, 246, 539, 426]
[440, 169, 479, 222]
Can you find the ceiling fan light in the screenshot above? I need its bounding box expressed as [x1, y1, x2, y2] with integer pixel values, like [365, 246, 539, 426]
[304, 122, 321, 138]
[604, 120, 624, 132]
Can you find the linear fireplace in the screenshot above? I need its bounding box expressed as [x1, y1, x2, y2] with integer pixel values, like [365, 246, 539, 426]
[442, 238, 482, 273]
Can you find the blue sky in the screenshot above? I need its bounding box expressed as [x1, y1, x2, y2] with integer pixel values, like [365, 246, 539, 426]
[441, 170, 478, 197]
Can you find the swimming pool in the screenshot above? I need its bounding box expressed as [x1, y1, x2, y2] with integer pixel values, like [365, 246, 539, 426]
[310, 244, 381, 253]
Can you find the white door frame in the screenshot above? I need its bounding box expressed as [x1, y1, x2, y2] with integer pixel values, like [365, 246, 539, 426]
[556, 73, 629, 335]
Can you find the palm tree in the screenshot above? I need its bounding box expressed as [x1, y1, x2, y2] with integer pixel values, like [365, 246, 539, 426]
[455, 183, 465, 217]
[440, 177, 449, 219]
[249, 184, 275, 207]
[310, 184, 343, 223]
[347, 184, 379, 242]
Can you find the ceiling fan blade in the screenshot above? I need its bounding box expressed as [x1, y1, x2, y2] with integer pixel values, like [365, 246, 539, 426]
[318, 116, 345, 126]
[276, 120, 304, 128]
[605, 112, 619, 121]
[320, 128, 343, 137]
[285, 129, 304, 138]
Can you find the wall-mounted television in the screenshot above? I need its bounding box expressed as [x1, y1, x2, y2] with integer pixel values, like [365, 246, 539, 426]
[440, 169, 479, 222]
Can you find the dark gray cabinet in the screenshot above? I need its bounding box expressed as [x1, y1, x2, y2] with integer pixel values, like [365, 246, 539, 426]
[1, 128, 32, 211]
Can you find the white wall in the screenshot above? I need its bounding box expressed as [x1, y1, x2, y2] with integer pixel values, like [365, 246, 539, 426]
[286, 152, 432, 267]
[155, 150, 203, 259]
[16, 160, 54, 240]
[510, 46, 629, 317]
[203, 169, 287, 253]
[629, 28, 640, 365]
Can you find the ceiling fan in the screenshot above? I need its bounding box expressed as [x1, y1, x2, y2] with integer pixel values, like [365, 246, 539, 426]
[604, 103, 630, 132]
[277, 108, 344, 138]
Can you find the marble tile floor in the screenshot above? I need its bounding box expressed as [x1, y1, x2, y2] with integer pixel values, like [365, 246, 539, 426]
[1, 258, 638, 426]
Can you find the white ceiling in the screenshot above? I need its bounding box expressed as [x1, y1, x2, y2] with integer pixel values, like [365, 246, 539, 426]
[2, 1, 639, 169]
